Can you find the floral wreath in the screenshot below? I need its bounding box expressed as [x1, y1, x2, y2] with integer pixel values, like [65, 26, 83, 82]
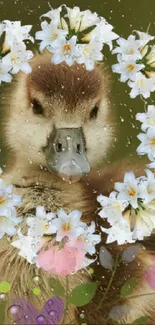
[0, 4, 155, 325]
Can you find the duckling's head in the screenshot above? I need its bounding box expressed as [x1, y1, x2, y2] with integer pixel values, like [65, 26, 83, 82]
[6, 52, 114, 183]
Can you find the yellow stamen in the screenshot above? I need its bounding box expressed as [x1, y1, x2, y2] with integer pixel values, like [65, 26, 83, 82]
[63, 44, 71, 53]
[128, 189, 137, 197]
[129, 49, 135, 54]
[0, 216, 4, 222]
[0, 196, 5, 205]
[62, 223, 70, 231]
[150, 139, 155, 145]
[147, 187, 153, 194]
[127, 64, 135, 72]
[52, 33, 58, 40]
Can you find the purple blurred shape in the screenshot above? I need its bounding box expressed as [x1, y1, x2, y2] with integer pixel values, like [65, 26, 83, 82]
[11, 296, 64, 325]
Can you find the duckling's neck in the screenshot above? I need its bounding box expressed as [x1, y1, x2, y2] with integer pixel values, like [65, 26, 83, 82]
[3, 158, 97, 221]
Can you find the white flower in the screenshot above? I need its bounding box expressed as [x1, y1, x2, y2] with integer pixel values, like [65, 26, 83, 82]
[128, 72, 155, 99]
[91, 20, 118, 50]
[73, 221, 101, 255]
[50, 36, 80, 66]
[65, 6, 81, 31]
[35, 21, 67, 52]
[3, 42, 33, 74]
[128, 205, 155, 241]
[11, 230, 38, 264]
[138, 169, 155, 204]
[112, 35, 142, 61]
[101, 219, 134, 245]
[97, 191, 128, 225]
[115, 171, 140, 209]
[2, 20, 34, 52]
[79, 9, 100, 32]
[135, 30, 154, 47]
[0, 22, 5, 37]
[0, 183, 22, 213]
[137, 128, 155, 160]
[41, 7, 61, 22]
[0, 58, 12, 84]
[52, 209, 85, 242]
[136, 105, 155, 131]
[0, 208, 22, 239]
[27, 206, 56, 236]
[146, 45, 155, 66]
[76, 40, 103, 71]
[147, 160, 155, 169]
[112, 55, 144, 82]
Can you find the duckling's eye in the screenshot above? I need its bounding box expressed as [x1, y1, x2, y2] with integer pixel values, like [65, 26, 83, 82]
[31, 99, 44, 116]
[90, 104, 99, 120]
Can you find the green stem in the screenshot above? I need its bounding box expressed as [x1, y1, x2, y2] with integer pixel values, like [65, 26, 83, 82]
[61, 276, 69, 325]
[96, 253, 120, 311]
[126, 292, 155, 300]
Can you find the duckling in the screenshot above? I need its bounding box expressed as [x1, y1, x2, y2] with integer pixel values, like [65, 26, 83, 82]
[1, 52, 154, 325]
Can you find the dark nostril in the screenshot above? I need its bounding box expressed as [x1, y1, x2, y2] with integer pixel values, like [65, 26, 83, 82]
[77, 144, 81, 154]
[56, 142, 63, 152]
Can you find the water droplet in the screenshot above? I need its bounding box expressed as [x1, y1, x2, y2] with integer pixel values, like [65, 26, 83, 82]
[48, 299, 53, 306]
[36, 315, 47, 325]
[24, 315, 29, 320]
[80, 313, 85, 319]
[32, 275, 42, 285]
[7, 305, 24, 321]
[0, 293, 7, 301]
[48, 310, 58, 317]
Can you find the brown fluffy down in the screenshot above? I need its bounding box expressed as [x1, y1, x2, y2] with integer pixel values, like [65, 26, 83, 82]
[1, 53, 155, 324]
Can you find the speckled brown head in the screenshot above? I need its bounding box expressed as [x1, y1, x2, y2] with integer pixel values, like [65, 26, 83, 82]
[5, 52, 114, 183]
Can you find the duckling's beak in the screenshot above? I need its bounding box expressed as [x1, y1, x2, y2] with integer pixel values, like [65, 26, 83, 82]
[45, 127, 90, 183]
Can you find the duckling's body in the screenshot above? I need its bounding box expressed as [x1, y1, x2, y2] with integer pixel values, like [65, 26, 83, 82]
[1, 53, 155, 324]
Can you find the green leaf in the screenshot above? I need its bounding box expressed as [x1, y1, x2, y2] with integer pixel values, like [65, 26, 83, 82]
[132, 316, 148, 324]
[0, 302, 6, 324]
[68, 282, 99, 306]
[120, 277, 136, 298]
[0, 282, 11, 293]
[49, 278, 65, 297]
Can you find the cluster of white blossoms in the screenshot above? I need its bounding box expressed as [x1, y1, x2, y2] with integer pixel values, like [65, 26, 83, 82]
[136, 105, 155, 169]
[97, 169, 155, 245]
[35, 5, 118, 71]
[0, 169, 22, 238]
[0, 20, 34, 84]
[112, 31, 155, 98]
[12, 206, 101, 271]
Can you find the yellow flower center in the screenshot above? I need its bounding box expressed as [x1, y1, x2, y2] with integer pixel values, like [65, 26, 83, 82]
[43, 222, 49, 231]
[62, 223, 71, 231]
[63, 44, 71, 53]
[150, 139, 155, 145]
[137, 79, 144, 86]
[150, 119, 155, 126]
[147, 187, 153, 194]
[129, 49, 135, 54]
[0, 216, 4, 222]
[127, 64, 135, 72]
[128, 188, 137, 197]
[52, 32, 58, 40]
[10, 55, 16, 64]
[0, 196, 6, 205]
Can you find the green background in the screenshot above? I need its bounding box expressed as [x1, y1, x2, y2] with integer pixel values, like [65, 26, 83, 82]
[0, 0, 155, 167]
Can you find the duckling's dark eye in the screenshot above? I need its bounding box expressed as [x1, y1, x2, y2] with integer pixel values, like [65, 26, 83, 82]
[90, 104, 99, 120]
[31, 99, 44, 116]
